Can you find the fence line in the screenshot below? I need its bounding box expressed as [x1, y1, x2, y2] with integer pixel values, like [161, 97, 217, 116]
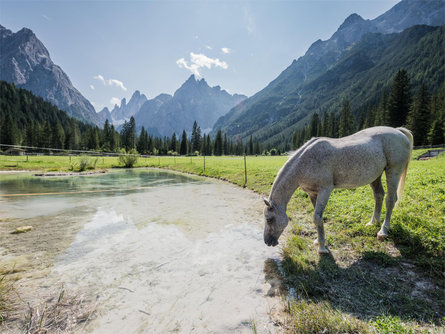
[3, 142, 441, 188]
[0, 143, 252, 185]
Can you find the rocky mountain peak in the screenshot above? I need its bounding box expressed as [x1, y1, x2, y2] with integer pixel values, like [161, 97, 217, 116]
[0, 25, 100, 125]
[339, 13, 365, 30]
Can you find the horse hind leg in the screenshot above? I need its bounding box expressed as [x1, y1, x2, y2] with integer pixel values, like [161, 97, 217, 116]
[377, 168, 403, 240]
[366, 175, 385, 227]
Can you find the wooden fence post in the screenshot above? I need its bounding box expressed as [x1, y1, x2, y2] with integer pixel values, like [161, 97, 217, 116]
[244, 154, 247, 186]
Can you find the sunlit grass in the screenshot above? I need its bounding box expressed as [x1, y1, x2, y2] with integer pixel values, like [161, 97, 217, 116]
[1, 151, 443, 332]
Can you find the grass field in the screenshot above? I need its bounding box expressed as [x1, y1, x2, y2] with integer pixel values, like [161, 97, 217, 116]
[0, 152, 444, 332]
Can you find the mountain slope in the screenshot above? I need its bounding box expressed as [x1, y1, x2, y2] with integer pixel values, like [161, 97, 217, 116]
[0, 25, 100, 125]
[214, 0, 445, 143]
[134, 75, 246, 136]
[220, 25, 444, 147]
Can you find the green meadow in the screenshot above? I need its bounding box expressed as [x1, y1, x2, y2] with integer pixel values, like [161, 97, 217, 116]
[0, 152, 443, 332]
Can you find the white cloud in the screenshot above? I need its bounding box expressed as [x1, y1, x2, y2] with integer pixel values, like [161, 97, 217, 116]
[93, 75, 127, 91]
[205, 45, 212, 50]
[108, 79, 127, 91]
[221, 47, 231, 54]
[110, 97, 121, 107]
[41, 14, 50, 21]
[93, 74, 105, 84]
[176, 52, 228, 77]
[90, 85, 95, 90]
[244, 7, 256, 35]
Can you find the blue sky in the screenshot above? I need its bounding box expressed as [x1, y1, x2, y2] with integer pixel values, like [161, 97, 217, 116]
[1, 0, 399, 112]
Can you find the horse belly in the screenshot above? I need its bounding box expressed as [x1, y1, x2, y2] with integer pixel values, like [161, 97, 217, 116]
[332, 148, 386, 189]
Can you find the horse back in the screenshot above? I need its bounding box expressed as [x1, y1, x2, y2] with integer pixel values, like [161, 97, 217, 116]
[296, 127, 410, 189]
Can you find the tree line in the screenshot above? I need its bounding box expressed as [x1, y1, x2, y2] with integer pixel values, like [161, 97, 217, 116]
[0, 81, 267, 156]
[290, 70, 445, 149]
[1, 72, 443, 157]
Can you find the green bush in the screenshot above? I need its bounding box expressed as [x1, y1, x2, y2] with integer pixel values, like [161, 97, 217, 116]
[118, 149, 138, 168]
[77, 155, 97, 172]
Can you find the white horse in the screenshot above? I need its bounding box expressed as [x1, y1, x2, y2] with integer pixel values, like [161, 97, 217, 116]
[263, 126, 413, 254]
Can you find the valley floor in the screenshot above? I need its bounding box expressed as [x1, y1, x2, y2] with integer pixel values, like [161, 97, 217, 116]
[0, 152, 444, 333]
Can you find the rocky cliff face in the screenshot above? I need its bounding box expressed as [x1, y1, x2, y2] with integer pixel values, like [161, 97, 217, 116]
[108, 90, 148, 125]
[0, 25, 100, 125]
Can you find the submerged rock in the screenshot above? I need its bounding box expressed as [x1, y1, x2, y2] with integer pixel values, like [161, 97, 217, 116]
[12, 226, 33, 234]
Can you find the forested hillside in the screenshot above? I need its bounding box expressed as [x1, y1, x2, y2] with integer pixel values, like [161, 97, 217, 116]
[0, 81, 263, 156]
[214, 25, 445, 149]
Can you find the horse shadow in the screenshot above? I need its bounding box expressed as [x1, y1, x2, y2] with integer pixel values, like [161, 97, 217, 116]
[264, 250, 444, 325]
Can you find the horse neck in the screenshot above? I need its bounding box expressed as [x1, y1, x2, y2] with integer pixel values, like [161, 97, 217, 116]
[269, 157, 300, 210]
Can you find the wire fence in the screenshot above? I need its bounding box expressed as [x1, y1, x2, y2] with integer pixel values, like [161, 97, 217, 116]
[0, 143, 255, 186]
[1, 142, 443, 186]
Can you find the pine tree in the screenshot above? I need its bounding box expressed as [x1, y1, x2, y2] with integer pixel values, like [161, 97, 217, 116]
[103, 119, 112, 151]
[427, 117, 444, 145]
[129, 116, 137, 150]
[42, 121, 52, 148]
[206, 135, 212, 155]
[180, 130, 187, 155]
[309, 113, 320, 137]
[388, 69, 411, 127]
[249, 135, 253, 155]
[374, 91, 389, 126]
[214, 130, 223, 156]
[110, 125, 117, 151]
[254, 140, 260, 155]
[321, 112, 329, 137]
[171, 132, 177, 152]
[0, 114, 19, 145]
[338, 100, 355, 137]
[191, 121, 201, 153]
[406, 84, 430, 146]
[51, 122, 65, 149]
[137, 127, 149, 154]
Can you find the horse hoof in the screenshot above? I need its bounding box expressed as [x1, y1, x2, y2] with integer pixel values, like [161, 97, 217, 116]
[318, 248, 330, 255]
[366, 221, 374, 227]
[313, 239, 319, 246]
[377, 232, 387, 241]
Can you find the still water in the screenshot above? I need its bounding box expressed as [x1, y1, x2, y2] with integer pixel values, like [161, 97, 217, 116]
[0, 169, 281, 333]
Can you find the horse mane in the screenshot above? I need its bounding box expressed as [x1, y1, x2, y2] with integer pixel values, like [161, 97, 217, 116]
[288, 137, 320, 159]
[270, 137, 320, 201]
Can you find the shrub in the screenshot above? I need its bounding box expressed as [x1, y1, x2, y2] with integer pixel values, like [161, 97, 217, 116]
[77, 155, 98, 172]
[118, 149, 138, 168]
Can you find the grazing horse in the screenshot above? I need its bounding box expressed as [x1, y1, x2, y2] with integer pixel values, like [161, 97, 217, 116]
[263, 126, 413, 254]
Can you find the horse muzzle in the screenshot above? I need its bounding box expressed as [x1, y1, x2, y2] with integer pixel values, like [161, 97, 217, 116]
[264, 235, 279, 247]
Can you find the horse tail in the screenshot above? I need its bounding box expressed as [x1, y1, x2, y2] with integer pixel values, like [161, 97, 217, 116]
[396, 127, 413, 202]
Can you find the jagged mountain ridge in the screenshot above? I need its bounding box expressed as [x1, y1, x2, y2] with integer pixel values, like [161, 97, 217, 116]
[98, 90, 148, 126]
[0, 25, 100, 125]
[134, 75, 246, 136]
[213, 0, 445, 142]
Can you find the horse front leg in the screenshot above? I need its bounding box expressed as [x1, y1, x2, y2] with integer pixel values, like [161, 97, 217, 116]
[366, 175, 385, 227]
[313, 187, 332, 254]
[377, 168, 402, 240]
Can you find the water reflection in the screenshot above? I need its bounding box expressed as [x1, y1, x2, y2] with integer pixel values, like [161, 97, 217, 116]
[0, 169, 281, 333]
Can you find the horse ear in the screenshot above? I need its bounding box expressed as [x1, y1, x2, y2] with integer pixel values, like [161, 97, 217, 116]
[263, 198, 274, 209]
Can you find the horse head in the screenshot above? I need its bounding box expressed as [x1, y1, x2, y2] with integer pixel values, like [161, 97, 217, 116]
[263, 198, 288, 247]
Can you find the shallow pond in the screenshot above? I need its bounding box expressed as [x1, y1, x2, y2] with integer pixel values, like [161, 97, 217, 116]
[0, 169, 281, 333]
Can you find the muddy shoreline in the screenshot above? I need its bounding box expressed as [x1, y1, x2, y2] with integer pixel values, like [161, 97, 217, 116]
[34, 170, 108, 177]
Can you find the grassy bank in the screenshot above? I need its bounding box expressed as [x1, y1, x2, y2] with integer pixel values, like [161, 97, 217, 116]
[1, 152, 444, 332]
